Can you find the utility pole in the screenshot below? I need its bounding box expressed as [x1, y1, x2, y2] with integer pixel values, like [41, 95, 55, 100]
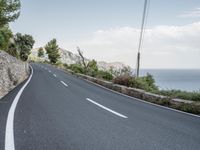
[136, 0, 149, 77]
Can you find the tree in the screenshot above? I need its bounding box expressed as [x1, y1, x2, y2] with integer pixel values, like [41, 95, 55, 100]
[45, 39, 60, 64]
[0, 25, 13, 50]
[87, 59, 98, 76]
[38, 47, 44, 57]
[0, 0, 21, 28]
[77, 47, 87, 69]
[7, 41, 18, 58]
[14, 33, 35, 61]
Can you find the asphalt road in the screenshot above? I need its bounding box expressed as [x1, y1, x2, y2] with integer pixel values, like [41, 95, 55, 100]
[0, 63, 200, 150]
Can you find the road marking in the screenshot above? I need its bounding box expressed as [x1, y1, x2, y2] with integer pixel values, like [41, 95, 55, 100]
[5, 65, 33, 150]
[61, 81, 68, 87]
[48, 70, 51, 73]
[86, 98, 128, 119]
[53, 74, 57, 77]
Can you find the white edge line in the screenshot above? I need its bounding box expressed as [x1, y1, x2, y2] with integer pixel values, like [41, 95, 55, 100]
[86, 98, 128, 119]
[82, 79, 200, 118]
[61, 81, 68, 87]
[5, 65, 33, 150]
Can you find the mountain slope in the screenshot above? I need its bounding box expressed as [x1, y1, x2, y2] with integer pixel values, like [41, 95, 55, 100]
[30, 48, 130, 72]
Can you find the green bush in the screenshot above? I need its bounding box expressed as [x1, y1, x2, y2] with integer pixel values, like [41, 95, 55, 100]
[86, 60, 99, 77]
[64, 63, 113, 81]
[130, 77, 150, 90]
[68, 64, 85, 74]
[154, 90, 200, 102]
[55, 61, 63, 68]
[113, 75, 132, 86]
[113, 74, 158, 92]
[96, 70, 113, 81]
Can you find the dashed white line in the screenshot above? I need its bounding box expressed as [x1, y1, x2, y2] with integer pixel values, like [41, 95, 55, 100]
[48, 70, 51, 73]
[53, 74, 57, 77]
[5, 65, 33, 150]
[86, 98, 128, 119]
[61, 81, 68, 87]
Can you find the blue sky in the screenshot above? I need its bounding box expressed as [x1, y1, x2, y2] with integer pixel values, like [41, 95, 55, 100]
[10, 0, 200, 68]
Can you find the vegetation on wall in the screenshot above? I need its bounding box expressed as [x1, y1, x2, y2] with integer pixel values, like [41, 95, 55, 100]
[0, 26, 13, 50]
[0, 0, 35, 61]
[113, 73, 158, 92]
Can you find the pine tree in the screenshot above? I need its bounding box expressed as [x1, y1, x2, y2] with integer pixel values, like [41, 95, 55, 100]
[45, 39, 60, 64]
[38, 47, 44, 57]
[14, 33, 35, 61]
[0, 0, 21, 28]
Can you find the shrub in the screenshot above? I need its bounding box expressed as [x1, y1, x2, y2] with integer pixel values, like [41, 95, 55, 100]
[171, 103, 200, 114]
[139, 74, 158, 91]
[96, 70, 113, 81]
[130, 77, 149, 90]
[55, 61, 63, 68]
[68, 64, 85, 74]
[63, 63, 68, 68]
[113, 74, 158, 92]
[113, 75, 132, 86]
[86, 60, 98, 77]
[154, 90, 200, 102]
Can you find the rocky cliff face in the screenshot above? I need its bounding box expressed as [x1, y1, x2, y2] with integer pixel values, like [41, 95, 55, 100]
[97, 61, 129, 71]
[31, 48, 130, 72]
[30, 48, 85, 64]
[0, 51, 29, 98]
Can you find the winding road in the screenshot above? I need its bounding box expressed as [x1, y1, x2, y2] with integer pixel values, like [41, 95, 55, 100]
[0, 63, 200, 150]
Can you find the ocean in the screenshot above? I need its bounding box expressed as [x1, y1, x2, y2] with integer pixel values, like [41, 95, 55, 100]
[140, 69, 200, 92]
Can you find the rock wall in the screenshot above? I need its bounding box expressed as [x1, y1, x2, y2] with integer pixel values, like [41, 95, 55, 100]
[0, 51, 29, 98]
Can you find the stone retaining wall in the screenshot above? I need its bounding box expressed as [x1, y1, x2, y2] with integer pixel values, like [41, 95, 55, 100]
[0, 51, 29, 98]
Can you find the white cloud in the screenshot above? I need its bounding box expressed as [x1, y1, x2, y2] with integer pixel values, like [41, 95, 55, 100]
[64, 22, 200, 69]
[179, 8, 200, 18]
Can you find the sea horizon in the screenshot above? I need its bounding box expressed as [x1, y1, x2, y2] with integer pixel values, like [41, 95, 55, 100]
[140, 69, 200, 92]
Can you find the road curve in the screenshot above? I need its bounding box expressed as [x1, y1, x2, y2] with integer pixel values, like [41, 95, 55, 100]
[0, 63, 200, 150]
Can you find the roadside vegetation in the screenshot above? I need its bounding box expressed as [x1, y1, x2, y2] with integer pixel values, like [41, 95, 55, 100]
[0, 0, 35, 61]
[63, 61, 200, 113]
[45, 39, 60, 64]
[63, 62, 113, 81]
[53, 60, 200, 114]
[153, 90, 200, 102]
[38, 47, 44, 58]
[45, 45, 200, 103]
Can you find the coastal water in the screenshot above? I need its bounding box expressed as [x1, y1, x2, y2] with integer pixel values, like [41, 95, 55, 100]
[140, 69, 200, 92]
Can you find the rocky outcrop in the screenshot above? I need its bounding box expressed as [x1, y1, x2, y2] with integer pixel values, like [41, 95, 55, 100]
[97, 61, 130, 72]
[0, 51, 29, 98]
[30, 48, 131, 73]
